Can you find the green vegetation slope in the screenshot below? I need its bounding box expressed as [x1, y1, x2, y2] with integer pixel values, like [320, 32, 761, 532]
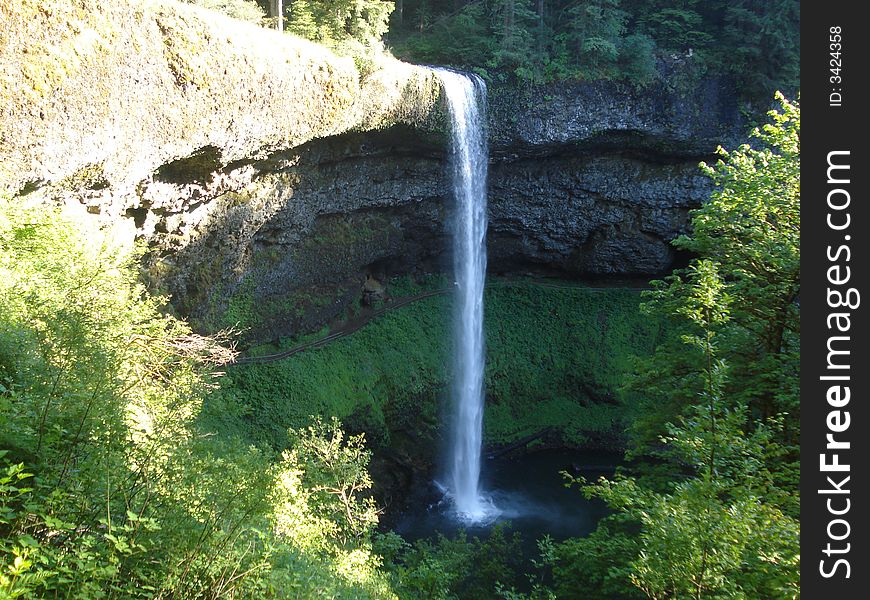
[209, 278, 660, 451]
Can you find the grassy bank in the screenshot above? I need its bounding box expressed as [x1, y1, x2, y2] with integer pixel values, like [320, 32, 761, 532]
[203, 276, 662, 451]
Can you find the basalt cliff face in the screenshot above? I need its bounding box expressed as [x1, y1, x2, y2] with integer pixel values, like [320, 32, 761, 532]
[1, 1, 742, 342]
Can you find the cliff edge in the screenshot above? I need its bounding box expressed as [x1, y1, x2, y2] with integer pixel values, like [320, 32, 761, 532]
[0, 0, 441, 201]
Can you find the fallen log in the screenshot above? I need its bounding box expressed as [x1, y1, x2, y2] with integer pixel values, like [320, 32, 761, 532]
[486, 427, 554, 460]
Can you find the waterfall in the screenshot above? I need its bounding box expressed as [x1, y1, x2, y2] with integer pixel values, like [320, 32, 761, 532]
[436, 69, 490, 521]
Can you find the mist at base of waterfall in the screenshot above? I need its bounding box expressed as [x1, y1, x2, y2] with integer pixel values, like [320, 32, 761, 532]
[393, 449, 618, 546]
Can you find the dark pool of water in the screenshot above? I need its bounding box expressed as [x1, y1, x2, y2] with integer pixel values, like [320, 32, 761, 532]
[392, 448, 620, 546]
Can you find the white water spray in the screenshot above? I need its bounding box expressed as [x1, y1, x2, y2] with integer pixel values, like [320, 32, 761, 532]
[436, 69, 492, 521]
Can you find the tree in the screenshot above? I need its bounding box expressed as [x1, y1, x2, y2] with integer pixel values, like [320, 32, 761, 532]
[564, 0, 626, 77]
[488, 0, 540, 77]
[287, 0, 395, 52]
[0, 200, 398, 598]
[382, 524, 525, 598]
[721, 0, 800, 96]
[629, 93, 800, 448]
[286, 0, 319, 38]
[574, 95, 801, 598]
[0, 200, 266, 597]
[584, 263, 798, 598]
[549, 516, 643, 599]
[389, 0, 797, 94]
[678, 92, 800, 423]
[274, 417, 379, 548]
[183, 0, 267, 22]
[625, 0, 712, 51]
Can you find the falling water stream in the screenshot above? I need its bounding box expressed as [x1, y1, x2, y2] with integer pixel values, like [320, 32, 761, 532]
[391, 70, 617, 541]
[436, 69, 492, 522]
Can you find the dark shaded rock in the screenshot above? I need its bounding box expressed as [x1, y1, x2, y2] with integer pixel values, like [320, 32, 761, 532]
[2, 0, 745, 343]
[488, 76, 742, 157]
[363, 276, 387, 306]
[135, 75, 743, 342]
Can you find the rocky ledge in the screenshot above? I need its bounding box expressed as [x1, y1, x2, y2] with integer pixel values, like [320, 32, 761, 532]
[0, 0, 442, 207]
[1, 0, 744, 342]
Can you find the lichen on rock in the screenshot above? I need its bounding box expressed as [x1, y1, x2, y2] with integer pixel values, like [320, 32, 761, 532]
[0, 0, 442, 200]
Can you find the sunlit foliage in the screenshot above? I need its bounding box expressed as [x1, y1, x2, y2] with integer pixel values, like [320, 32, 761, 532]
[630, 93, 800, 453]
[284, 0, 395, 55]
[542, 94, 801, 599]
[0, 199, 397, 598]
[182, 0, 266, 22]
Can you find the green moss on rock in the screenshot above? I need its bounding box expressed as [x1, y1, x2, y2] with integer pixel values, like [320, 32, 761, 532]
[0, 0, 443, 198]
[206, 281, 662, 452]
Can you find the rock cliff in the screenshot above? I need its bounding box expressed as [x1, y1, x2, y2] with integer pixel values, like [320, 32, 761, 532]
[1, 0, 743, 342]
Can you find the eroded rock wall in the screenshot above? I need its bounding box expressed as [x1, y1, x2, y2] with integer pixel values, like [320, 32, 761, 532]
[1, 1, 743, 343]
